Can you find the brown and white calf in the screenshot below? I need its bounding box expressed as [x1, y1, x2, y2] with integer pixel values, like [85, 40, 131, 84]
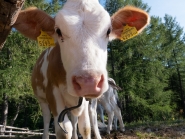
[13, 0, 149, 138]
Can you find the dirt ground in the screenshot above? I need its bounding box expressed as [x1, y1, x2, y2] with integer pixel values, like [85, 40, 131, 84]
[98, 124, 185, 139]
[1, 122, 185, 139]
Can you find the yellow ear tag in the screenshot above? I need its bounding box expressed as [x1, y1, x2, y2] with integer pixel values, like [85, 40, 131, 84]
[120, 25, 138, 41]
[37, 30, 55, 47]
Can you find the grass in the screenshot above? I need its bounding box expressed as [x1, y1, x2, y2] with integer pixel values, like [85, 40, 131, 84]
[125, 119, 185, 129]
[1, 120, 185, 139]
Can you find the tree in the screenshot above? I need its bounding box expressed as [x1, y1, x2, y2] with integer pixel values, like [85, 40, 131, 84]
[0, 31, 43, 127]
[0, 0, 67, 128]
[0, 0, 25, 49]
[105, 0, 185, 122]
[161, 15, 185, 118]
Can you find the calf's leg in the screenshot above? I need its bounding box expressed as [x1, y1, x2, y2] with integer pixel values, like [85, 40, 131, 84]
[100, 101, 114, 134]
[89, 99, 102, 139]
[97, 104, 105, 124]
[71, 114, 78, 139]
[110, 96, 125, 132]
[54, 115, 73, 139]
[107, 111, 114, 134]
[51, 87, 73, 139]
[78, 100, 91, 139]
[113, 117, 118, 130]
[40, 102, 51, 139]
[113, 105, 125, 132]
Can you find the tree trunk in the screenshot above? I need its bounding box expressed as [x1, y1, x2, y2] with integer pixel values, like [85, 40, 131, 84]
[173, 49, 185, 118]
[125, 94, 132, 123]
[0, 0, 25, 49]
[0, 93, 8, 135]
[10, 103, 20, 126]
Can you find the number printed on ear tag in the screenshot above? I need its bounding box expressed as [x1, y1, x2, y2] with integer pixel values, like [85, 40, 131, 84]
[37, 30, 55, 47]
[120, 25, 138, 41]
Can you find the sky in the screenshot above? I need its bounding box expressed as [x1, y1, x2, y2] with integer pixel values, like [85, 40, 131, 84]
[142, 0, 185, 30]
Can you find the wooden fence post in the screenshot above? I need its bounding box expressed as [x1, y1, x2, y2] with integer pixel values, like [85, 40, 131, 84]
[0, 0, 25, 49]
[0, 125, 5, 135]
[0, 124, 55, 137]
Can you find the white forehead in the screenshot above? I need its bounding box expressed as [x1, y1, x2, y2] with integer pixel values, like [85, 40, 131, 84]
[55, 0, 111, 38]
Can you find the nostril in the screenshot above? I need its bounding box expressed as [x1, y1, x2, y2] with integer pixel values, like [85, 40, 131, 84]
[97, 75, 104, 89]
[72, 77, 81, 91]
[72, 74, 105, 97]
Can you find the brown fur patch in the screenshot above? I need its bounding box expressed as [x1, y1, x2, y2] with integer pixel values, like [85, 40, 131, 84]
[47, 43, 66, 87]
[83, 127, 91, 137]
[31, 49, 46, 97]
[31, 43, 66, 116]
[111, 6, 150, 38]
[13, 7, 55, 40]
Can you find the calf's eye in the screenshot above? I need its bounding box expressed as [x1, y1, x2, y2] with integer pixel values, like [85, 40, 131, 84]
[55, 28, 64, 42]
[107, 28, 111, 36]
[56, 28, 62, 37]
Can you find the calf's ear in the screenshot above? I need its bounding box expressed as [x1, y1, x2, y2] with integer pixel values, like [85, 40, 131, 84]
[13, 7, 55, 40]
[110, 6, 150, 40]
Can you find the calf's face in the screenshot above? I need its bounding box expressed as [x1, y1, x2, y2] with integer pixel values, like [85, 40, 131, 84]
[13, 0, 150, 98]
[55, 1, 111, 98]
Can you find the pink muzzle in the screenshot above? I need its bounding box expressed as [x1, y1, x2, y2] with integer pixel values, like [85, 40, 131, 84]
[72, 74, 104, 98]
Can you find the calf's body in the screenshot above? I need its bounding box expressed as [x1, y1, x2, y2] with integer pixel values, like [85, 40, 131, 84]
[31, 44, 91, 138]
[13, 0, 150, 138]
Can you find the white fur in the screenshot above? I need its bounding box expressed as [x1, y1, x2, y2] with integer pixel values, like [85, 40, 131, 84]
[89, 99, 102, 139]
[36, 87, 46, 100]
[72, 79, 125, 138]
[71, 99, 101, 139]
[39, 103, 51, 139]
[38, 83, 91, 139]
[16, 1, 149, 139]
[40, 50, 49, 87]
[55, 0, 110, 97]
[97, 83, 125, 134]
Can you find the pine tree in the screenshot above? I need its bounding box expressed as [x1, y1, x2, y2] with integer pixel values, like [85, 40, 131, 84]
[161, 15, 185, 118]
[105, 0, 184, 122]
[0, 0, 63, 128]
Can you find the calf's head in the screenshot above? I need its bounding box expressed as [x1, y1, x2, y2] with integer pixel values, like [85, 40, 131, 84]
[13, 0, 150, 98]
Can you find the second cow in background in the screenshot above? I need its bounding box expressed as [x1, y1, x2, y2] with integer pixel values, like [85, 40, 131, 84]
[96, 78, 124, 134]
[72, 78, 124, 139]
[88, 78, 125, 139]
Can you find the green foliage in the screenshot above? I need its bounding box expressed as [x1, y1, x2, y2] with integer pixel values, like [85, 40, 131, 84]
[106, 0, 185, 122]
[1, 0, 185, 129]
[23, 0, 66, 15]
[0, 0, 59, 129]
[0, 32, 42, 101]
[0, 31, 43, 128]
[13, 96, 43, 129]
[105, 0, 150, 15]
